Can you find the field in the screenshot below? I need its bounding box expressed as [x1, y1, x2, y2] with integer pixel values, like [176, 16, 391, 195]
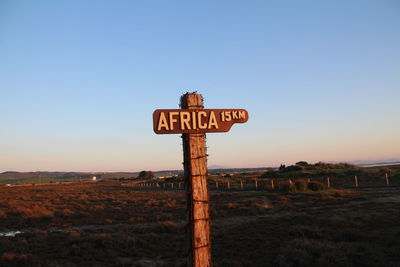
[0, 180, 399, 266]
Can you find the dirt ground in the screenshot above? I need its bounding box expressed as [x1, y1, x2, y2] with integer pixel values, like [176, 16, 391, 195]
[0, 181, 399, 266]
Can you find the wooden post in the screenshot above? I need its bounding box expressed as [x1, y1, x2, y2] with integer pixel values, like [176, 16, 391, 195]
[255, 180, 258, 190]
[215, 181, 218, 190]
[227, 181, 230, 190]
[354, 175, 358, 187]
[385, 173, 389, 186]
[181, 93, 212, 267]
[179, 182, 182, 189]
[271, 179, 274, 190]
[240, 180, 243, 190]
[327, 177, 330, 188]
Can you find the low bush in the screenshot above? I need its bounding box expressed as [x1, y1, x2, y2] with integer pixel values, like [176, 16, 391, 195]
[307, 181, 328, 191]
[154, 221, 180, 233]
[293, 180, 308, 191]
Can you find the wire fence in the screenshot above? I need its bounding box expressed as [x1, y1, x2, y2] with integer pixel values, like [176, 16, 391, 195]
[121, 173, 399, 191]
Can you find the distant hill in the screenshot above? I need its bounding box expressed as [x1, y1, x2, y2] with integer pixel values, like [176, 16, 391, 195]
[2, 160, 399, 184]
[208, 165, 230, 169]
[0, 167, 273, 184]
[0, 171, 140, 184]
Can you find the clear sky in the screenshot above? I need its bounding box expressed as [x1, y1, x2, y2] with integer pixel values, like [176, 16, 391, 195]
[1, 0, 399, 172]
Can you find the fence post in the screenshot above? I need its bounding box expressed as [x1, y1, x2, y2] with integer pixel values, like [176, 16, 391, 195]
[327, 177, 330, 188]
[271, 179, 274, 190]
[240, 180, 243, 190]
[255, 180, 258, 190]
[385, 173, 389, 186]
[227, 181, 230, 190]
[216, 181, 219, 190]
[354, 175, 358, 187]
[181, 93, 212, 267]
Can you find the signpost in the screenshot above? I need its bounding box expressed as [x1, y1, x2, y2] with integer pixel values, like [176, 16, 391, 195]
[153, 93, 248, 267]
[153, 109, 248, 134]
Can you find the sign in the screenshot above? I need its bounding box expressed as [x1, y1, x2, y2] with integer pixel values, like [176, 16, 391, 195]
[153, 109, 249, 134]
[152, 93, 249, 267]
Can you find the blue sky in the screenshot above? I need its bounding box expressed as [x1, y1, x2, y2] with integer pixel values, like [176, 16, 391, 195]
[1, 0, 399, 172]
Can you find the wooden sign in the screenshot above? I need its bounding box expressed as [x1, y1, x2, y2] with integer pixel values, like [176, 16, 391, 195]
[153, 93, 248, 267]
[153, 109, 248, 134]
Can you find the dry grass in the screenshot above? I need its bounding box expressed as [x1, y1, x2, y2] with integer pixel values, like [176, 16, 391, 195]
[0, 181, 399, 266]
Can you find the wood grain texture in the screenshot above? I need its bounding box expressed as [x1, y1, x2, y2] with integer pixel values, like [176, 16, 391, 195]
[181, 93, 212, 267]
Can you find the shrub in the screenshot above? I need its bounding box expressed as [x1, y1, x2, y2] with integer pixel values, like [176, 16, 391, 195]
[225, 202, 237, 208]
[58, 208, 74, 216]
[154, 221, 179, 233]
[67, 229, 81, 239]
[2, 252, 17, 261]
[1, 252, 28, 262]
[278, 183, 301, 193]
[0, 209, 6, 217]
[129, 217, 145, 223]
[307, 181, 327, 191]
[294, 180, 308, 191]
[137, 171, 155, 179]
[296, 161, 309, 167]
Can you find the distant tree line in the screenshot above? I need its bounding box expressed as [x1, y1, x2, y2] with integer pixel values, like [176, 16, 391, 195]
[137, 171, 156, 179]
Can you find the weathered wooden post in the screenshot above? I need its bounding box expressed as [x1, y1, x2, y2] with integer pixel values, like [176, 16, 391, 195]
[271, 179, 274, 190]
[354, 175, 358, 187]
[255, 179, 258, 190]
[153, 92, 248, 267]
[240, 180, 243, 190]
[327, 177, 330, 188]
[227, 181, 230, 190]
[180, 94, 211, 267]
